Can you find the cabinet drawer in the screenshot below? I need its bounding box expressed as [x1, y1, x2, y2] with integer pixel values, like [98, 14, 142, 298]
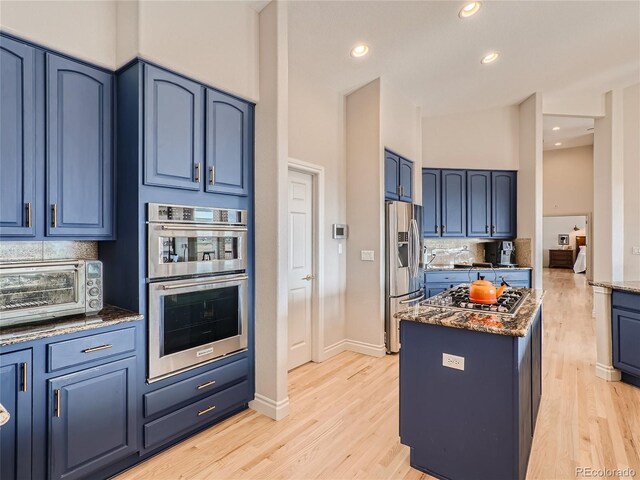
[478, 270, 531, 284]
[425, 271, 473, 284]
[144, 357, 249, 417]
[47, 327, 136, 372]
[612, 291, 640, 311]
[144, 380, 250, 450]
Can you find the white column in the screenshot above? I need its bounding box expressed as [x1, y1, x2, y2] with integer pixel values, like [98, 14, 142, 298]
[592, 286, 621, 381]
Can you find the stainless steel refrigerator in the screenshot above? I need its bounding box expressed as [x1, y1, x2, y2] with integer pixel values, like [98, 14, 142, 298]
[385, 201, 424, 353]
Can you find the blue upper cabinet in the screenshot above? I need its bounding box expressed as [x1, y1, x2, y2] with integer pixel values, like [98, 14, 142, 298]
[205, 89, 250, 196]
[0, 350, 32, 480]
[46, 53, 114, 238]
[385, 151, 400, 200]
[441, 169, 466, 237]
[491, 171, 517, 238]
[399, 158, 413, 202]
[422, 169, 441, 237]
[144, 65, 203, 190]
[467, 170, 492, 238]
[0, 37, 36, 237]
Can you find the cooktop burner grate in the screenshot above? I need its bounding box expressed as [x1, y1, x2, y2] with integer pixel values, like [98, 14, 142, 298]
[420, 285, 529, 317]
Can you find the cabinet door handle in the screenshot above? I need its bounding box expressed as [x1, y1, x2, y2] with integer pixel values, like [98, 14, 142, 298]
[196, 380, 216, 390]
[195, 163, 201, 183]
[492, 225, 496, 234]
[442, 225, 446, 233]
[26, 203, 32, 228]
[486, 225, 489, 233]
[435, 225, 439, 234]
[82, 344, 113, 353]
[209, 166, 215, 185]
[197, 405, 216, 416]
[21, 362, 27, 392]
[55, 389, 61, 417]
[51, 204, 57, 228]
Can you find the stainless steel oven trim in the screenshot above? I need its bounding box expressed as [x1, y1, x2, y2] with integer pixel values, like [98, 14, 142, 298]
[0, 261, 86, 326]
[147, 223, 247, 279]
[148, 203, 247, 225]
[147, 273, 249, 381]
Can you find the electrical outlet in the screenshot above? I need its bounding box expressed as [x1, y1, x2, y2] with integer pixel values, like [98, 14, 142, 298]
[633, 247, 640, 256]
[442, 353, 465, 371]
[360, 250, 375, 261]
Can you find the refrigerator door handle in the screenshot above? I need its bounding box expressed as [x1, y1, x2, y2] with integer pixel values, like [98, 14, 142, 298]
[409, 218, 420, 278]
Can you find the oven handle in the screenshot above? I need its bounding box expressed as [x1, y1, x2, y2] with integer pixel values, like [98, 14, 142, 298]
[161, 274, 248, 290]
[159, 225, 247, 232]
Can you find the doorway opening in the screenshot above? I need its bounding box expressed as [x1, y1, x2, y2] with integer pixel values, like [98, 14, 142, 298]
[287, 160, 325, 371]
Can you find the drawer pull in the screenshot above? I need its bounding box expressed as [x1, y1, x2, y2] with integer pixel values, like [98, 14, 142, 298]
[82, 344, 113, 354]
[196, 380, 216, 390]
[197, 405, 216, 416]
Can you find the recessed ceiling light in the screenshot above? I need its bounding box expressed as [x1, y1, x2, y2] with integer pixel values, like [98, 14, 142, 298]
[552, 126, 560, 131]
[459, 2, 481, 18]
[480, 52, 500, 64]
[555, 142, 562, 146]
[350, 44, 369, 58]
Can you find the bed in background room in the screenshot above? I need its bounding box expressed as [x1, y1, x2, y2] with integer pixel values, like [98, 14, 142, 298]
[573, 235, 587, 273]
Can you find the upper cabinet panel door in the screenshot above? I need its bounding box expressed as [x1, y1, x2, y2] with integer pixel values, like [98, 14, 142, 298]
[441, 170, 466, 237]
[205, 89, 250, 196]
[384, 151, 400, 201]
[422, 169, 441, 237]
[0, 37, 36, 237]
[491, 171, 517, 238]
[467, 171, 492, 238]
[144, 65, 203, 190]
[46, 54, 114, 238]
[399, 158, 413, 203]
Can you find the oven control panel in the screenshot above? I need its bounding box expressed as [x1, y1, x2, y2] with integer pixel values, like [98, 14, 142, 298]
[149, 204, 246, 226]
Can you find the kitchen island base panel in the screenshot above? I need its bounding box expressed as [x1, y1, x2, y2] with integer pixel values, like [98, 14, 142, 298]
[622, 372, 640, 388]
[399, 310, 541, 480]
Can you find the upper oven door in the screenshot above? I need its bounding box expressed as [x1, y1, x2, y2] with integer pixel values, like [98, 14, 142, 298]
[148, 223, 247, 279]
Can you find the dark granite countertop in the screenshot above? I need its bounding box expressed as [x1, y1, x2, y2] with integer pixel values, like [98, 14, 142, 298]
[0, 305, 143, 346]
[395, 287, 544, 337]
[424, 266, 532, 271]
[589, 281, 640, 295]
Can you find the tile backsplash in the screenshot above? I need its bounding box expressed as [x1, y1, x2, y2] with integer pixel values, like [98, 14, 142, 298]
[0, 241, 98, 262]
[423, 238, 490, 264]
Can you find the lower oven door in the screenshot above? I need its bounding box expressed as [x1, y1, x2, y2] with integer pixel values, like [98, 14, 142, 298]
[148, 273, 248, 381]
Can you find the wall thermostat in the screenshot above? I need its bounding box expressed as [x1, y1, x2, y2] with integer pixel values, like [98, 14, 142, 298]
[332, 224, 348, 239]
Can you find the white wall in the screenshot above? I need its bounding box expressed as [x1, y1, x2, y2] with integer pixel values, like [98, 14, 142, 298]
[381, 78, 423, 203]
[135, 1, 259, 102]
[543, 145, 594, 216]
[422, 106, 519, 170]
[542, 216, 586, 267]
[518, 93, 544, 289]
[0, 0, 117, 69]
[345, 79, 385, 355]
[288, 62, 347, 351]
[623, 83, 640, 280]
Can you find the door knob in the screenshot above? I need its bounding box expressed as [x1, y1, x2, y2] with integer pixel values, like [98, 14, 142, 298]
[302, 274, 315, 281]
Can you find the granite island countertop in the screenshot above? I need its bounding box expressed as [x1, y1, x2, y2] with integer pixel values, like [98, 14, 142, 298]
[589, 281, 640, 295]
[395, 287, 544, 337]
[0, 305, 144, 346]
[424, 266, 532, 271]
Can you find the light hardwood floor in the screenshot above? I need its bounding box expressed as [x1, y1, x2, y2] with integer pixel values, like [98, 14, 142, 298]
[118, 269, 640, 480]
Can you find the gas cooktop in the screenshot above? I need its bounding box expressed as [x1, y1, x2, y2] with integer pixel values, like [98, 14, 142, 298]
[421, 285, 529, 317]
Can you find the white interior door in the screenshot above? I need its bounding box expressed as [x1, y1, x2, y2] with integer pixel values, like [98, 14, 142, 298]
[287, 169, 314, 370]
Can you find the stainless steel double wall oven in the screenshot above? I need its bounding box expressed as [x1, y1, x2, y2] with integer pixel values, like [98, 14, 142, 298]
[147, 203, 248, 381]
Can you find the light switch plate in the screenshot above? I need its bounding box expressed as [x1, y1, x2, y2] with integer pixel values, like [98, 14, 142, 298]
[442, 353, 465, 371]
[633, 246, 640, 255]
[361, 250, 375, 261]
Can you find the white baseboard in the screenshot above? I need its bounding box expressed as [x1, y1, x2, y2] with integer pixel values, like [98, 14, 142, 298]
[595, 362, 622, 382]
[345, 339, 386, 357]
[249, 393, 290, 420]
[322, 339, 348, 360]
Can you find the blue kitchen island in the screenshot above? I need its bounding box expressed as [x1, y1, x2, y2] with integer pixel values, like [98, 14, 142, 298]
[396, 288, 543, 480]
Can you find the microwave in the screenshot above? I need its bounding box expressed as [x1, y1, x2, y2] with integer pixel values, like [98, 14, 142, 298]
[0, 260, 103, 328]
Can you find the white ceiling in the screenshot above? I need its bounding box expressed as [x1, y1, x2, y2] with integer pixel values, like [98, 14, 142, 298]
[288, 1, 640, 117]
[543, 115, 594, 151]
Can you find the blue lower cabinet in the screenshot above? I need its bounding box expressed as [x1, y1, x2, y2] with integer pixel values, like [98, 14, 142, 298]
[46, 53, 114, 239]
[0, 350, 32, 480]
[144, 380, 250, 450]
[612, 292, 640, 381]
[48, 357, 137, 480]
